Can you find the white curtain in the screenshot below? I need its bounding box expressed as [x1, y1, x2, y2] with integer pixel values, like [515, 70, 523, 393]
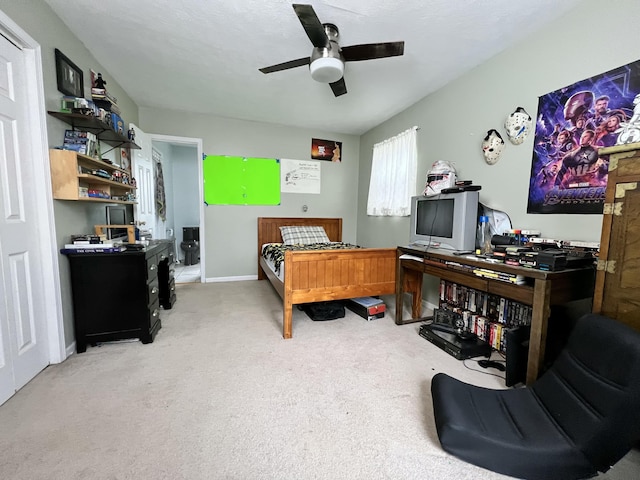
[367, 126, 418, 216]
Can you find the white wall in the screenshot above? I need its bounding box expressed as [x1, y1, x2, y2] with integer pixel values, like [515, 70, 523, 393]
[358, 0, 640, 248]
[356, 0, 640, 304]
[139, 108, 360, 279]
[0, 0, 139, 347]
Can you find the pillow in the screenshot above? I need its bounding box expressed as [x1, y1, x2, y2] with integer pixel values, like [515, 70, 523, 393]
[280, 225, 331, 245]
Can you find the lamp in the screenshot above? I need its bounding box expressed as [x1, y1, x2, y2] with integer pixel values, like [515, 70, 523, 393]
[309, 57, 344, 83]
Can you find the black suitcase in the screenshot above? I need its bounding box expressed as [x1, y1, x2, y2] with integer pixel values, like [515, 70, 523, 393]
[299, 301, 345, 321]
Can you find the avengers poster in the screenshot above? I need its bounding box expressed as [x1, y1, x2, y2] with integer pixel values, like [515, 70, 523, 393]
[527, 59, 640, 214]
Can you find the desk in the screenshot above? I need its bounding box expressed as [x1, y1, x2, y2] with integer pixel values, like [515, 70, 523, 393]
[396, 246, 595, 384]
[64, 242, 175, 353]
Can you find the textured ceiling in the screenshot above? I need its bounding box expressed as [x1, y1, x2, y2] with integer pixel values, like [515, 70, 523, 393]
[43, 0, 583, 135]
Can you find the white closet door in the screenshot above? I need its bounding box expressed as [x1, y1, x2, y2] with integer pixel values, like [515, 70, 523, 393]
[0, 32, 49, 405]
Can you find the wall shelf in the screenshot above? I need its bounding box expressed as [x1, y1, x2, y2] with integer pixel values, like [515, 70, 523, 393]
[49, 149, 136, 204]
[48, 111, 140, 150]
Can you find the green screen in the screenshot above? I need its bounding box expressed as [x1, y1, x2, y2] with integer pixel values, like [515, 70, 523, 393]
[203, 155, 280, 205]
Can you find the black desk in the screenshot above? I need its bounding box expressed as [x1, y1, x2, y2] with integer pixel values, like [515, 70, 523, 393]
[396, 246, 595, 384]
[65, 242, 175, 353]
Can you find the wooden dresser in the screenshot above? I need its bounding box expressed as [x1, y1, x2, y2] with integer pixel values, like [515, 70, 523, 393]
[593, 142, 640, 331]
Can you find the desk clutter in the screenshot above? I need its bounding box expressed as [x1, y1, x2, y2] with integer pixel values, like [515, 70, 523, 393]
[59, 233, 146, 254]
[478, 230, 599, 272]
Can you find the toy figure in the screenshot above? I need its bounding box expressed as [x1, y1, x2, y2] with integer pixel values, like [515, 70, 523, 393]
[94, 73, 106, 89]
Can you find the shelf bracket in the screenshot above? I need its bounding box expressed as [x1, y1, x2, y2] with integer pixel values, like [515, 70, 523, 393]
[100, 142, 127, 156]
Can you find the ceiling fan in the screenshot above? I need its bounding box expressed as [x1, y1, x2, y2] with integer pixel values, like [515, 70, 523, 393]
[259, 4, 405, 97]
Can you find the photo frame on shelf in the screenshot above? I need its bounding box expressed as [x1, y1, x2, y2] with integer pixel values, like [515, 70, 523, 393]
[55, 48, 84, 97]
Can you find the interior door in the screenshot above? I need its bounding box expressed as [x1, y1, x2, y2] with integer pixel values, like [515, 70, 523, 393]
[0, 33, 50, 405]
[130, 124, 156, 236]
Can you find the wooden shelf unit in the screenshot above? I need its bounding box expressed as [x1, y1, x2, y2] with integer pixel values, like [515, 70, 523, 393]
[49, 149, 136, 204]
[395, 246, 595, 385]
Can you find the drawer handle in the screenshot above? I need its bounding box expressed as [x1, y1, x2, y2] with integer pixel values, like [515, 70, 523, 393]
[151, 287, 158, 294]
[159, 254, 166, 260]
[170, 286, 175, 291]
[149, 264, 157, 271]
[152, 309, 159, 318]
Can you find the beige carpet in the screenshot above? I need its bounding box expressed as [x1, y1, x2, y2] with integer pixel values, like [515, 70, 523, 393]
[0, 281, 638, 480]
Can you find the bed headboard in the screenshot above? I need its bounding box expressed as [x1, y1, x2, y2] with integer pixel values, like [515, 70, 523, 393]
[257, 217, 343, 245]
[257, 217, 343, 279]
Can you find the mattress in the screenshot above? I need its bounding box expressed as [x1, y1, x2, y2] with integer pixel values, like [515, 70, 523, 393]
[261, 243, 285, 281]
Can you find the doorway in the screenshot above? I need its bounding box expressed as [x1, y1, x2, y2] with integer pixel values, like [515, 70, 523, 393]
[150, 135, 204, 284]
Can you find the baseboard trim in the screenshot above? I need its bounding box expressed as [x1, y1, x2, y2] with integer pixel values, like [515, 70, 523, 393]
[205, 275, 257, 283]
[65, 342, 76, 359]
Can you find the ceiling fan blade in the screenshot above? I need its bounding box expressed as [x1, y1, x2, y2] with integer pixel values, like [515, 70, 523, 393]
[329, 77, 347, 97]
[292, 4, 329, 48]
[259, 57, 310, 74]
[341, 41, 405, 62]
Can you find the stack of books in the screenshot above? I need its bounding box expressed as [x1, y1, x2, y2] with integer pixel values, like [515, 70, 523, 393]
[63, 130, 99, 157]
[91, 87, 120, 115]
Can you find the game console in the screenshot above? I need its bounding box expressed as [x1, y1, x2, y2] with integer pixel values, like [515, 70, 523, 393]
[440, 185, 482, 194]
[419, 323, 491, 360]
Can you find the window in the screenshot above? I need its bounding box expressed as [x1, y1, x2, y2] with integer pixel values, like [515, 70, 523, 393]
[366, 126, 418, 216]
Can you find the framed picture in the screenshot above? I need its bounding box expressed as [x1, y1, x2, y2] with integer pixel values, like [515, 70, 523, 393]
[55, 48, 84, 97]
[311, 138, 342, 162]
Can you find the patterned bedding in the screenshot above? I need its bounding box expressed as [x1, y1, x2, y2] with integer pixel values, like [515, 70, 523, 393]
[262, 242, 361, 275]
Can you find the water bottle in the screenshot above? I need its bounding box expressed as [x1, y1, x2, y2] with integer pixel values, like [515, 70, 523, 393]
[479, 216, 492, 254]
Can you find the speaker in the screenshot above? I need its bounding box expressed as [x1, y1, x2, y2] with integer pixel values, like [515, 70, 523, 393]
[505, 326, 529, 387]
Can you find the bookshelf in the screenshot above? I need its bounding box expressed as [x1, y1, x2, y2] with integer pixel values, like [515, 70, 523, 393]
[49, 149, 136, 204]
[437, 279, 532, 351]
[395, 246, 595, 385]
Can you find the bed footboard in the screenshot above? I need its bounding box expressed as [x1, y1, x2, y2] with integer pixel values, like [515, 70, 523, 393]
[281, 248, 397, 338]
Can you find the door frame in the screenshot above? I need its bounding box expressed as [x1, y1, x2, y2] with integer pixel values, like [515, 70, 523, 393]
[149, 134, 205, 283]
[0, 10, 66, 363]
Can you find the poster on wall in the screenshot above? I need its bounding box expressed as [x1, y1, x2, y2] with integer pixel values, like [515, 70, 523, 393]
[280, 158, 321, 194]
[311, 138, 342, 162]
[527, 59, 640, 214]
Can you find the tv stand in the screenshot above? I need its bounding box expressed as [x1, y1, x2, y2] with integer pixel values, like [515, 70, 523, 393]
[396, 246, 595, 384]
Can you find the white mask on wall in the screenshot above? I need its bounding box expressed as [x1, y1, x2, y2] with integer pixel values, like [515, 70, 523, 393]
[482, 129, 505, 165]
[504, 107, 533, 145]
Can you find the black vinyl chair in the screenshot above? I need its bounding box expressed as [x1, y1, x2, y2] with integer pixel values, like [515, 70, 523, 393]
[431, 313, 640, 480]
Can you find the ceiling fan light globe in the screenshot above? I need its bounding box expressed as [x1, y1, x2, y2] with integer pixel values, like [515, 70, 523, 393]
[310, 57, 344, 83]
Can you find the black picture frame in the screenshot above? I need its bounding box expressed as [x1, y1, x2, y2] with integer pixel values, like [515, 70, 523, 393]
[55, 48, 84, 97]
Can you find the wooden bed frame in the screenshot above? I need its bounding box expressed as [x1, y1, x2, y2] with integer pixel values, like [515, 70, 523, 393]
[257, 217, 397, 339]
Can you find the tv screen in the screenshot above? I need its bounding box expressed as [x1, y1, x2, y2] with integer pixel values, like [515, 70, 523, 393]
[409, 191, 479, 251]
[416, 198, 454, 238]
[105, 206, 128, 241]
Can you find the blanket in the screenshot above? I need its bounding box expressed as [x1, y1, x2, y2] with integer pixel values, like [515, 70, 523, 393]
[262, 242, 361, 275]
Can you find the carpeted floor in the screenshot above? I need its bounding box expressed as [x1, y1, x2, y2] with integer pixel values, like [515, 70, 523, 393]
[0, 281, 638, 479]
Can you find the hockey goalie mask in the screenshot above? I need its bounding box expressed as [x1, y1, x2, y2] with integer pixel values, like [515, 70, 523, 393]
[482, 129, 505, 165]
[504, 107, 533, 145]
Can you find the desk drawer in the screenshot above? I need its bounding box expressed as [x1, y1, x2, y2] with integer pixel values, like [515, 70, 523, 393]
[148, 280, 160, 306]
[146, 255, 158, 281]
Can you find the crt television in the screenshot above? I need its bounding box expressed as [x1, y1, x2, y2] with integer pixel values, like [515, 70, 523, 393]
[409, 191, 479, 251]
[105, 205, 128, 241]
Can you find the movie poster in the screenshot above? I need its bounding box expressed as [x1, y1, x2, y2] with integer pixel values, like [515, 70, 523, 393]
[527, 59, 640, 214]
[311, 138, 342, 162]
